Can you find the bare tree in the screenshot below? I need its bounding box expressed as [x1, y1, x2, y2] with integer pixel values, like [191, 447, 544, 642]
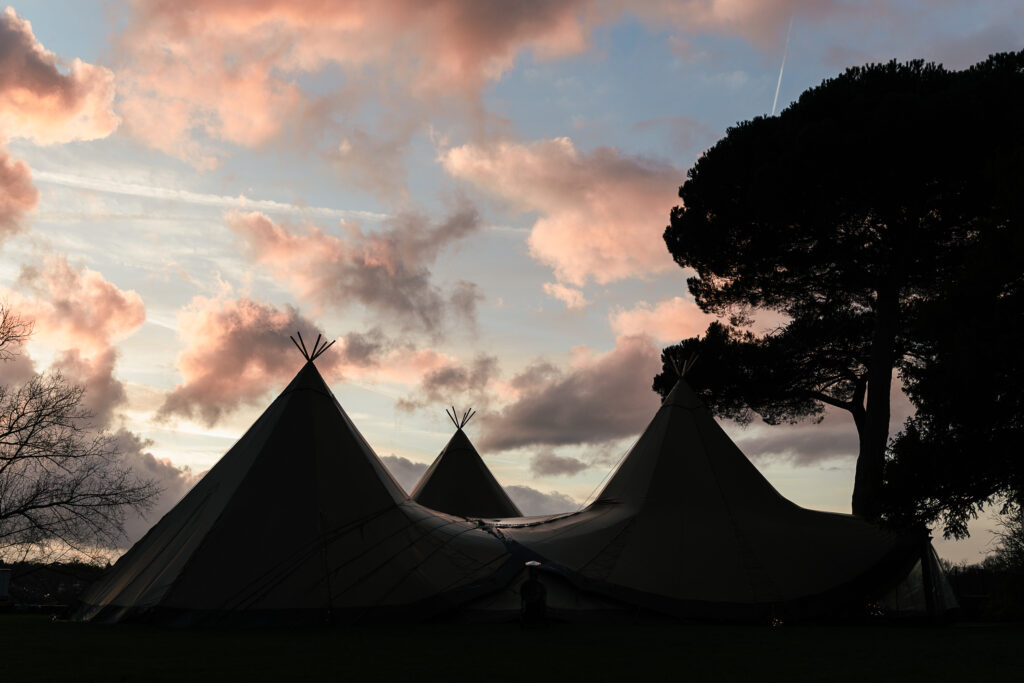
[0, 301, 32, 361]
[0, 304, 157, 562]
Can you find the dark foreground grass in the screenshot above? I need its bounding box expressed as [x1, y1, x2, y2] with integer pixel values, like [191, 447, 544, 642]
[2, 614, 1022, 682]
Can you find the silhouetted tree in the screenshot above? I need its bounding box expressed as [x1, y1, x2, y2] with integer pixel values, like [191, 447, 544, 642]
[883, 227, 1022, 537]
[0, 303, 157, 562]
[658, 52, 1024, 520]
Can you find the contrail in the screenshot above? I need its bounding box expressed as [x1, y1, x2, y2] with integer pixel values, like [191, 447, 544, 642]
[771, 17, 794, 116]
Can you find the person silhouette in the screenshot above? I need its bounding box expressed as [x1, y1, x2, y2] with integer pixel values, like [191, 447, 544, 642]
[520, 560, 547, 627]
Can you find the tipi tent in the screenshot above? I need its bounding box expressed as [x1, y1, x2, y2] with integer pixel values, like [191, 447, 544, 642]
[479, 379, 948, 621]
[76, 343, 515, 626]
[410, 408, 522, 519]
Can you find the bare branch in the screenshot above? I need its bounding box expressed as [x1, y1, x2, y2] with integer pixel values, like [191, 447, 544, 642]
[0, 314, 159, 561]
[0, 301, 32, 362]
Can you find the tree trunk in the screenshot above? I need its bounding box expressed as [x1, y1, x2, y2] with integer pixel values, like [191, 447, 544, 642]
[852, 284, 899, 519]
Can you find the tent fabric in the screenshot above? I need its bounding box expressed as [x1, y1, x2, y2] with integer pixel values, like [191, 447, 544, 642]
[487, 379, 926, 621]
[75, 362, 514, 626]
[411, 428, 522, 518]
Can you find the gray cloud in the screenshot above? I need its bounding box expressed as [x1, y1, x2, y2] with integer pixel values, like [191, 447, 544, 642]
[479, 335, 661, 452]
[328, 124, 414, 201]
[632, 115, 715, 157]
[228, 201, 483, 336]
[732, 417, 859, 467]
[396, 353, 498, 412]
[52, 349, 126, 429]
[0, 344, 36, 385]
[339, 328, 388, 367]
[504, 485, 579, 516]
[112, 429, 198, 545]
[508, 361, 559, 392]
[530, 450, 589, 477]
[380, 454, 429, 493]
[448, 280, 484, 331]
[729, 384, 916, 467]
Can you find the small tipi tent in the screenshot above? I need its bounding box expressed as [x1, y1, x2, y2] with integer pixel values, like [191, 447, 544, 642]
[485, 378, 945, 621]
[76, 337, 514, 626]
[411, 408, 522, 519]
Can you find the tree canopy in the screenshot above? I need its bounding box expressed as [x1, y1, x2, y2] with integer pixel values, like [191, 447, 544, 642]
[658, 52, 1023, 523]
[883, 225, 1023, 536]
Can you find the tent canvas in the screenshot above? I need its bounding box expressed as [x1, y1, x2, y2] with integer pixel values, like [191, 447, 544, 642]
[75, 362, 515, 626]
[481, 379, 940, 621]
[411, 410, 521, 519]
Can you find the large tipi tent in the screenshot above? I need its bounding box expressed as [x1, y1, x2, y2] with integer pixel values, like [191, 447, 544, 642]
[76, 341, 515, 626]
[410, 408, 522, 519]
[478, 378, 952, 621]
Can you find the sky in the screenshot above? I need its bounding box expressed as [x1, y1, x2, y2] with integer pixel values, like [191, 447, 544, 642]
[0, 0, 1020, 563]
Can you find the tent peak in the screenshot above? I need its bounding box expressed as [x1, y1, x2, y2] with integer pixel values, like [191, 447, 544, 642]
[668, 351, 699, 380]
[289, 331, 336, 363]
[446, 406, 476, 430]
[664, 352, 699, 403]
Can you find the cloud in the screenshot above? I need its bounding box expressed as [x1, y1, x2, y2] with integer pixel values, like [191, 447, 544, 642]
[479, 335, 662, 451]
[114, 0, 607, 167]
[330, 126, 414, 200]
[442, 137, 680, 285]
[504, 485, 579, 516]
[543, 282, 589, 309]
[633, 1, 856, 48]
[108, 1, 885, 170]
[158, 295, 337, 425]
[111, 429, 199, 545]
[609, 296, 712, 343]
[530, 450, 589, 477]
[13, 256, 146, 357]
[31, 169, 386, 223]
[0, 7, 119, 242]
[52, 349, 127, 429]
[380, 454, 428, 493]
[731, 414, 859, 467]
[729, 379, 916, 466]
[158, 294, 455, 425]
[0, 343, 36, 384]
[632, 115, 716, 156]
[396, 354, 499, 412]
[227, 205, 482, 334]
[0, 148, 38, 241]
[0, 7, 119, 144]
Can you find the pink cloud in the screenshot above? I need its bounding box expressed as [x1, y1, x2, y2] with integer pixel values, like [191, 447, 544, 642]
[159, 295, 334, 425]
[115, 0, 605, 166]
[109, 1, 869, 169]
[479, 335, 663, 451]
[0, 7, 119, 144]
[0, 148, 38, 241]
[634, 0, 856, 48]
[609, 296, 712, 343]
[159, 294, 455, 426]
[543, 282, 589, 309]
[226, 206, 481, 334]
[442, 137, 680, 285]
[0, 8, 119, 243]
[13, 256, 145, 357]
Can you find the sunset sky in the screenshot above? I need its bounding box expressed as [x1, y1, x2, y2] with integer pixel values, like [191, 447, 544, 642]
[1, 1, 1019, 562]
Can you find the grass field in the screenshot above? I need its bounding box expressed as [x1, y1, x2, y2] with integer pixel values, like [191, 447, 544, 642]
[3, 614, 1022, 682]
